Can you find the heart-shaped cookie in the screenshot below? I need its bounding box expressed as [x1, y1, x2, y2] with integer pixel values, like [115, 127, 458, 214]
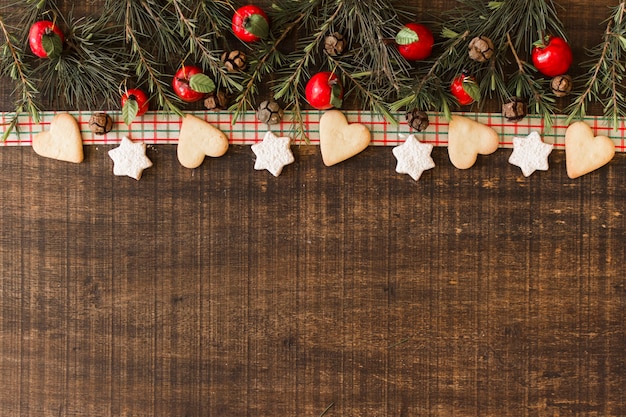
[177, 114, 229, 168]
[32, 113, 84, 163]
[565, 121, 615, 179]
[319, 110, 371, 166]
[447, 115, 499, 169]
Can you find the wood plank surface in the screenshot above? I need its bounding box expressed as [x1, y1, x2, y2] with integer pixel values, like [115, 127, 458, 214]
[1, 1, 625, 416]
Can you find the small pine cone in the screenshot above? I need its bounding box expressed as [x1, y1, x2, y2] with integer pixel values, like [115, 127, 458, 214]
[405, 109, 429, 132]
[324, 32, 346, 56]
[468, 36, 494, 63]
[222, 50, 246, 72]
[256, 100, 283, 125]
[89, 112, 113, 135]
[204, 91, 229, 111]
[551, 74, 573, 97]
[502, 97, 527, 122]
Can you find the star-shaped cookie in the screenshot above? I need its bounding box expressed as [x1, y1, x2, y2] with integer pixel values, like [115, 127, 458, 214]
[108, 136, 153, 180]
[251, 131, 295, 177]
[508, 131, 553, 177]
[392, 135, 435, 181]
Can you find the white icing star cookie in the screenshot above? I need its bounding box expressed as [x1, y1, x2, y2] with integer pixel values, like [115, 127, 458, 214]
[251, 131, 295, 177]
[392, 135, 435, 181]
[508, 131, 553, 177]
[108, 137, 153, 180]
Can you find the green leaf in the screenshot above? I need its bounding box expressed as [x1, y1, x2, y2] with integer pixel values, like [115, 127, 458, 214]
[41, 33, 63, 59]
[463, 80, 481, 102]
[123, 98, 139, 125]
[245, 14, 269, 39]
[330, 83, 343, 109]
[395, 27, 419, 45]
[189, 73, 215, 93]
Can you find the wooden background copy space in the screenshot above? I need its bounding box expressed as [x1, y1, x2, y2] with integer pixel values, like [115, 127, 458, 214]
[1, 0, 625, 416]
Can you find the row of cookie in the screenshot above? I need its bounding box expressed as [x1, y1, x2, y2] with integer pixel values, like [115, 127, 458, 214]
[30, 111, 615, 180]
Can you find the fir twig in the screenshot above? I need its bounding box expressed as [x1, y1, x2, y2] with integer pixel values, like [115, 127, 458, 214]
[0, 12, 40, 140]
[230, 11, 304, 123]
[169, 0, 242, 92]
[506, 32, 555, 129]
[390, 29, 471, 118]
[567, 2, 626, 128]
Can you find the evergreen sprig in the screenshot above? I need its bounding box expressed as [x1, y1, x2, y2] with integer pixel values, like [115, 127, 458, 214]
[566, 1, 626, 128]
[396, 0, 568, 127]
[169, 0, 242, 92]
[270, 0, 414, 140]
[0, 12, 40, 140]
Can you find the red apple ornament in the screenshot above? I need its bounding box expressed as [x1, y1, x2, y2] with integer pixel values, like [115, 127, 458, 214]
[28, 20, 64, 58]
[450, 73, 480, 106]
[305, 72, 344, 110]
[121, 89, 149, 125]
[172, 65, 215, 103]
[531, 36, 573, 77]
[232, 5, 269, 43]
[396, 23, 434, 61]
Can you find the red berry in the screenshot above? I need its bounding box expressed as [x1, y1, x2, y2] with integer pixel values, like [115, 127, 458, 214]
[232, 5, 269, 43]
[450, 74, 478, 106]
[531, 36, 573, 77]
[28, 20, 65, 58]
[396, 23, 434, 61]
[172, 65, 207, 103]
[305, 72, 344, 110]
[121, 89, 149, 125]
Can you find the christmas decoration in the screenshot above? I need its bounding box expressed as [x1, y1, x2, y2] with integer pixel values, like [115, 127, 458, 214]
[447, 116, 498, 169]
[232, 5, 269, 43]
[32, 113, 83, 163]
[319, 110, 371, 167]
[256, 100, 284, 125]
[204, 91, 229, 111]
[108, 137, 153, 180]
[172, 65, 215, 103]
[508, 132, 553, 177]
[502, 97, 528, 122]
[565, 122, 615, 179]
[392, 135, 435, 181]
[268, 0, 414, 138]
[28, 20, 64, 59]
[566, 2, 626, 128]
[324, 32, 346, 56]
[121, 88, 149, 125]
[221, 50, 247, 72]
[251, 131, 295, 177]
[395, 23, 434, 61]
[468, 36, 494, 63]
[305, 72, 343, 110]
[89, 113, 114, 135]
[531, 36, 573, 77]
[177, 115, 229, 169]
[551, 75, 573, 97]
[450, 73, 479, 106]
[405, 109, 429, 132]
[393, 0, 569, 127]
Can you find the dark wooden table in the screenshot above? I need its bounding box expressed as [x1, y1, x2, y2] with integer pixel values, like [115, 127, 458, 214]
[1, 1, 624, 416]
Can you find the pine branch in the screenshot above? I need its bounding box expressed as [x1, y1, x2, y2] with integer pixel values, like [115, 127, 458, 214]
[0, 12, 40, 140]
[396, 0, 568, 121]
[37, 15, 130, 110]
[390, 29, 471, 118]
[506, 32, 555, 129]
[567, 1, 626, 128]
[169, 0, 243, 92]
[113, 0, 182, 114]
[230, 10, 306, 124]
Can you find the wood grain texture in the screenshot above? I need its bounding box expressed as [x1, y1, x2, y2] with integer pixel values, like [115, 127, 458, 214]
[1, 0, 625, 416]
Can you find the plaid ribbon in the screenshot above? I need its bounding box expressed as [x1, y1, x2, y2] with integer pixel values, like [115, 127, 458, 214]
[2, 110, 626, 151]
